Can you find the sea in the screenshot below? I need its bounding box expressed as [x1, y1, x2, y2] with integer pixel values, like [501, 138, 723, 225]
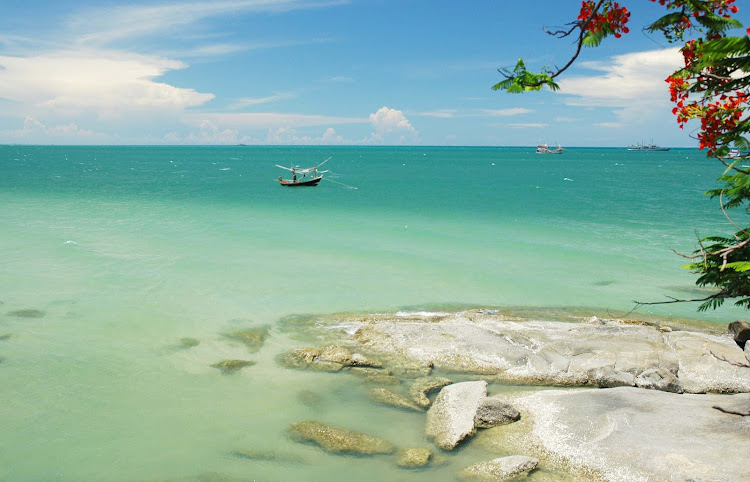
[0, 145, 744, 481]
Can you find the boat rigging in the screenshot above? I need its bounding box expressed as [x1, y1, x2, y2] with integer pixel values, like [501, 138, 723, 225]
[276, 157, 331, 186]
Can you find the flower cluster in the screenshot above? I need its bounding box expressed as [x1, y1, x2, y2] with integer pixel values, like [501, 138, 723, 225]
[578, 1, 631, 38]
[654, 0, 748, 155]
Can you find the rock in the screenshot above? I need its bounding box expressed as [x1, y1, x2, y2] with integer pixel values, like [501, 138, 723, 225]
[350, 314, 750, 394]
[511, 387, 750, 482]
[474, 397, 520, 428]
[362, 374, 402, 386]
[728, 320, 750, 349]
[7, 309, 45, 318]
[231, 449, 308, 464]
[179, 337, 200, 349]
[397, 448, 432, 468]
[350, 352, 383, 368]
[409, 376, 452, 407]
[425, 381, 487, 450]
[287, 421, 395, 455]
[369, 388, 424, 412]
[276, 347, 343, 372]
[317, 345, 382, 367]
[664, 331, 750, 393]
[225, 326, 269, 352]
[635, 367, 682, 393]
[325, 345, 378, 366]
[211, 359, 256, 374]
[746, 343, 750, 364]
[296, 390, 320, 408]
[590, 366, 636, 388]
[460, 455, 539, 480]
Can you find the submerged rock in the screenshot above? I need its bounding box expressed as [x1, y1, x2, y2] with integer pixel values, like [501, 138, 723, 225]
[460, 455, 539, 480]
[288, 421, 395, 455]
[211, 359, 256, 374]
[178, 337, 200, 349]
[7, 309, 45, 318]
[369, 388, 424, 412]
[409, 376, 452, 407]
[318, 345, 382, 367]
[277, 345, 384, 373]
[397, 447, 432, 468]
[225, 326, 270, 352]
[277, 347, 342, 372]
[473, 397, 520, 428]
[296, 390, 321, 408]
[425, 381, 487, 450]
[0, 334, 12, 341]
[231, 449, 308, 464]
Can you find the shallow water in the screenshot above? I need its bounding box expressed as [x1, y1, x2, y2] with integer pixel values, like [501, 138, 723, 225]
[0, 145, 743, 480]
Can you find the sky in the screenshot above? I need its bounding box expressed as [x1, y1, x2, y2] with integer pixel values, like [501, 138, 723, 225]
[0, 0, 748, 147]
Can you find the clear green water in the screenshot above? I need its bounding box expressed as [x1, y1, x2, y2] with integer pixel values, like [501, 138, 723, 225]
[0, 145, 742, 480]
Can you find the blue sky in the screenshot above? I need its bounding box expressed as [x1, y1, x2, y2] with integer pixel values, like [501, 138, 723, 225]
[0, 0, 747, 146]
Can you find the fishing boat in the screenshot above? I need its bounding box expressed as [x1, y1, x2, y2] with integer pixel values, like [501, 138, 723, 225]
[719, 148, 745, 159]
[276, 157, 330, 186]
[626, 140, 670, 151]
[536, 143, 564, 154]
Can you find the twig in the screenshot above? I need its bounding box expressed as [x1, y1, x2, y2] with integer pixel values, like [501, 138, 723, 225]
[710, 350, 750, 368]
[712, 406, 750, 416]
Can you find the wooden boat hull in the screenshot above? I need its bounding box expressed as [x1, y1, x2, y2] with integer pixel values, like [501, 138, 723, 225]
[279, 176, 322, 186]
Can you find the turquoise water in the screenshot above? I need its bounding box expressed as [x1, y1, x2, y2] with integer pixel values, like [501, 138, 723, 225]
[0, 145, 743, 480]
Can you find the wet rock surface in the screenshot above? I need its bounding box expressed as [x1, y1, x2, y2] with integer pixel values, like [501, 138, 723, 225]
[425, 380, 487, 450]
[369, 388, 424, 412]
[210, 359, 256, 374]
[459, 455, 539, 480]
[287, 421, 395, 455]
[508, 387, 750, 482]
[349, 312, 750, 394]
[396, 448, 432, 468]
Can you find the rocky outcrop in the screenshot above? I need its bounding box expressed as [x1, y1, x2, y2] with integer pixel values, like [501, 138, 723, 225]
[396, 448, 432, 468]
[459, 455, 539, 480]
[409, 376, 452, 408]
[369, 388, 424, 412]
[351, 313, 750, 393]
[225, 326, 270, 352]
[507, 387, 750, 481]
[729, 320, 750, 349]
[210, 359, 255, 374]
[287, 421, 395, 455]
[425, 381, 487, 450]
[276, 345, 383, 372]
[473, 397, 521, 428]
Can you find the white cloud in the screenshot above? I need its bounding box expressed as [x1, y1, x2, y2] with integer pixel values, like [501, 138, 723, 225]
[69, 0, 349, 47]
[558, 48, 682, 107]
[502, 123, 548, 128]
[481, 108, 532, 116]
[367, 106, 418, 144]
[0, 115, 109, 143]
[416, 110, 456, 118]
[0, 51, 214, 117]
[182, 112, 366, 130]
[228, 93, 296, 109]
[265, 126, 344, 145]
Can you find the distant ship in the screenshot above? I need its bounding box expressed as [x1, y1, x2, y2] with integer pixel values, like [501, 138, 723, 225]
[626, 140, 670, 151]
[536, 142, 564, 154]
